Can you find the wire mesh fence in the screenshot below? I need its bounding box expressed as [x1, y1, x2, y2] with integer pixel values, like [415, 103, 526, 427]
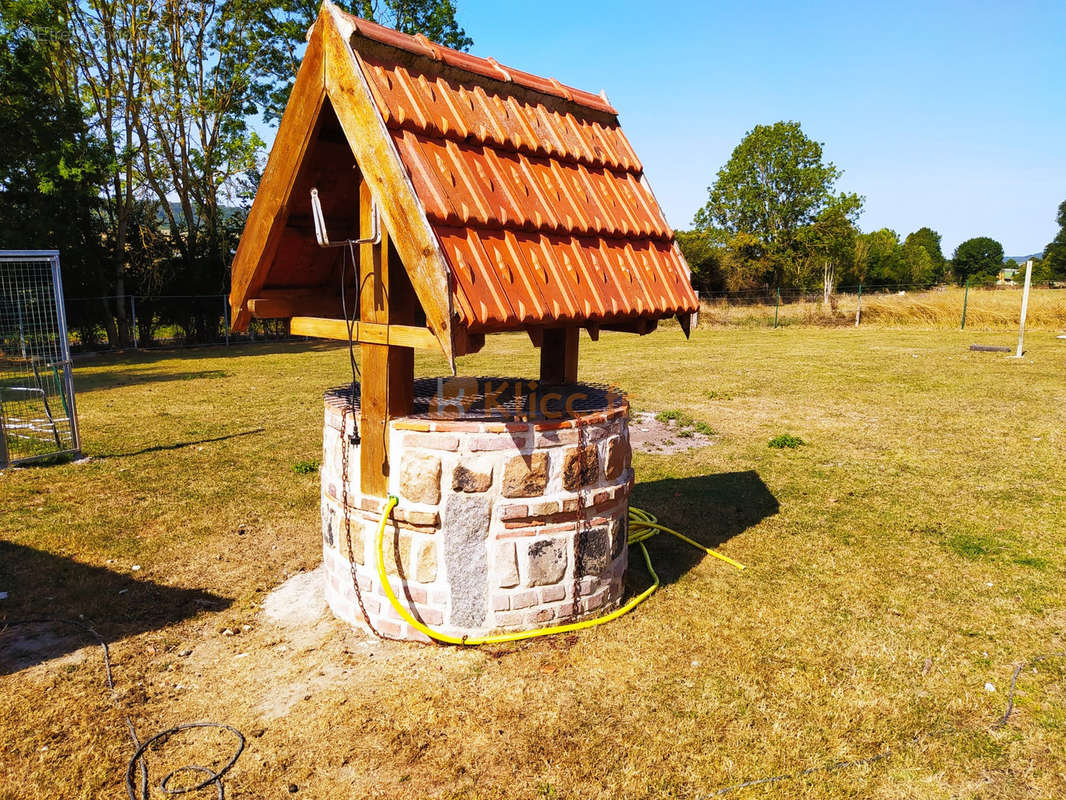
[0, 252, 80, 466]
[63, 294, 296, 352]
[697, 282, 1064, 330]
[27, 281, 1066, 360]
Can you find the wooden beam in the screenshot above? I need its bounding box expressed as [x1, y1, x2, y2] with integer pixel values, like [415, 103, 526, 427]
[539, 327, 579, 385]
[357, 179, 415, 498]
[247, 295, 343, 319]
[228, 21, 326, 332]
[453, 327, 486, 356]
[322, 5, 455, 369]
[289, 317, 440, 349]
[601, 319, 659, 336]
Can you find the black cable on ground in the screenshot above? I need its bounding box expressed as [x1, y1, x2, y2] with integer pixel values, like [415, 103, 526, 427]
[2, 618, 245, 799]
[5, 629, 1065, 797]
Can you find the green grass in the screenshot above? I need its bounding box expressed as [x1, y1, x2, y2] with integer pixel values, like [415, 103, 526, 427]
[2, 327, 1066, 799]
[654, 408, 717, 436]
[768, 433, 806, 449]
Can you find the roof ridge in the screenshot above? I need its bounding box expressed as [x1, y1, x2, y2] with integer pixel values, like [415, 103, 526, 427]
[330, 5, 618, 116]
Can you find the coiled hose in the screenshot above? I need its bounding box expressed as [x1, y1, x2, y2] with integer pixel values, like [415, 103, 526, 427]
[374, 495, 744, 645]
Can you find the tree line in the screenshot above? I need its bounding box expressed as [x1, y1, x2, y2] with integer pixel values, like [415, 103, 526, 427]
[0, 0, 469, 347]
[678, 121, 1066, 298]
[4, 11, 1064, 349]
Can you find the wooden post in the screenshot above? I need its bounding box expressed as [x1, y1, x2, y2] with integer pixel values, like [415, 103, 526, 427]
[1012, 258, 1034, 358]
[539, 327, 579, 385]
[359, 179, 414, 497]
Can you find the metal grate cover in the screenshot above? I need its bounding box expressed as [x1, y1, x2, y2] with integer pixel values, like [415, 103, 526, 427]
[327, 377, 625, 422]
[0, 251, 81, 465]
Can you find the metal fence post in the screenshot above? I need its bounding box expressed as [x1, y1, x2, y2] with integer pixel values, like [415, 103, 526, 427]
[222, 294, 230, 346]
[1012, 259, 1034, 358]
[773, 287, 780, 328]
[961, 278, 970, 330]
[130, 294, 139, 349]
[854, 282, 863, 327]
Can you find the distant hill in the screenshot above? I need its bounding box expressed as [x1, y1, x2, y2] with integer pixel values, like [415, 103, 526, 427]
[157, 202, 243, 227]
[1004, 252, 1043, 264]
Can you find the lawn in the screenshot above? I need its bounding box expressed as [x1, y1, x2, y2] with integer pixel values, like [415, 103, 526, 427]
[2, 325, 1065, 799]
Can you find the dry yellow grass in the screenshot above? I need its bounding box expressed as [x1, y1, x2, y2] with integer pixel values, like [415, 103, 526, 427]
[700, 287, 1066, 330]
[2, 327, 1066, 799]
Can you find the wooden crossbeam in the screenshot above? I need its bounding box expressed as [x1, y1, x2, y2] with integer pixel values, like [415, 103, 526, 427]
[247, 296, 343, 319]
[289, 316, 440, 350]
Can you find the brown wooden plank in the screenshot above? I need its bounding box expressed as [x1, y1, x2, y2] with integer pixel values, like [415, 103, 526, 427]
[228, 21, 327, 332]
[540, 327, 579, 384]
[601, 319, 659, 335]
[289, 317, 440, 349]
[247, 295, 343, 319]
[356, 180, 416, 497]
[359, 178, 388, 498]
[322, 5, 455, 369]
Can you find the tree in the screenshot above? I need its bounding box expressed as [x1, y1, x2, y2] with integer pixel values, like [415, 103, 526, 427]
[675, 229, 725, 294]
[794, 192, 863, 301]
[952, 236, 1004, 285]
[249, 0, 472, 122]
[861, 228, 904, 285]
[694, 121, 845, 289]
[0, 5, 112, 341]
[695, 122, 844, 288]
[903, 227, 947, 285]
[1043, 200, 1066, 281]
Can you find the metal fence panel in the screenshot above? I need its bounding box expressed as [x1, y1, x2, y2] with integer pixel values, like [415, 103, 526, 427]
[0, 251, 81, 466]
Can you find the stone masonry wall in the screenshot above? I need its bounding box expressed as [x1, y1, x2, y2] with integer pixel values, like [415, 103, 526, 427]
[320, 386, 632, 642]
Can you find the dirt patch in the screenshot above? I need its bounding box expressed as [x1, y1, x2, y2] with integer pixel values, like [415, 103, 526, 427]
[628, 411, 715, 454]
[0, 622, 91, 675]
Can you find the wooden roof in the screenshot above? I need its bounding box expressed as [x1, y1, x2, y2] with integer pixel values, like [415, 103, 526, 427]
[229, 2, 698, 364]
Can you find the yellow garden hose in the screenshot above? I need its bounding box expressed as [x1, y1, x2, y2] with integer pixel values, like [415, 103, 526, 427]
[373, 494, 744, 645]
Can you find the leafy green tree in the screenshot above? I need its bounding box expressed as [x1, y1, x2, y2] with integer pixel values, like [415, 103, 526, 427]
[1043, 200, 1066, 281]
[952, 236, 1004, 285]
[694, 121, 843, 288]
[861, 228, 904, 285]
[0, 9, 112, 340]
[903, 227, 946, 285]
[249, 0, 473, 122]
[794, 192, 863, 300]
[675, 229, 725, 294]
[1024, 257, 1050, 285]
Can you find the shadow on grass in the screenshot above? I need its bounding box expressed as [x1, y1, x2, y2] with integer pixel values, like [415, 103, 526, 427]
[96, 427, 266, 459]
[73, 368, 230, 393]
[71, 339, 349, 392]
[0, 541, 230, 674]
[630, 470, 778, 586]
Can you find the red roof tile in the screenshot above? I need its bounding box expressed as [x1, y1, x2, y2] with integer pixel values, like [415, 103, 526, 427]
[341, 9, 698, 332]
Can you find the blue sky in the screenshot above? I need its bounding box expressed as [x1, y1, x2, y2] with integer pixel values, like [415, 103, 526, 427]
[435, 0, 1064, 256]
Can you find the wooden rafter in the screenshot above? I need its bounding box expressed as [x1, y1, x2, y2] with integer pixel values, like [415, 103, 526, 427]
[322, 4, 455, 368]
[228, 23, 326, 334]
[227, 4, 457, 369]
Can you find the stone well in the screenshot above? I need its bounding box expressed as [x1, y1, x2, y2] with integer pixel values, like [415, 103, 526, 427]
[320, 378, 632, 642]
